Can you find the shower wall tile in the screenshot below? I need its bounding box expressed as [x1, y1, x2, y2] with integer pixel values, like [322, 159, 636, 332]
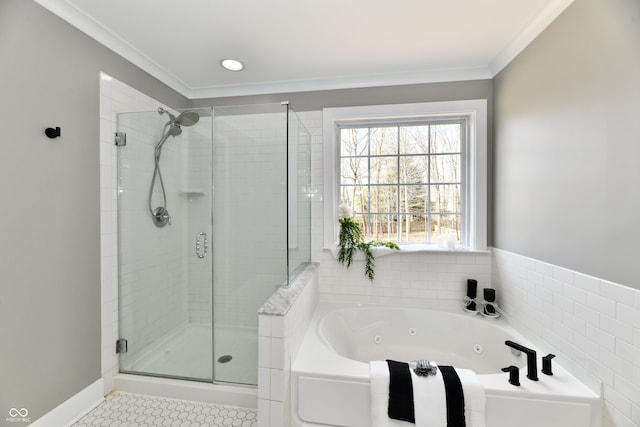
[99, 74, 193, 394]
[185, 117, 214, 325]
[295, 111, 324, 266]
[492, 247, 640, 427]
[213, 112, 289, 330]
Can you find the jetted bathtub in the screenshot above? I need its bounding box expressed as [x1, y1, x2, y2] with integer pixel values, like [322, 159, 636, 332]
[291, 301, 601, 427]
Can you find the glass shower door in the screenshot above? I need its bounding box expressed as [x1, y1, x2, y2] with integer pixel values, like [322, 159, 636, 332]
[211, 103, 289, 385]
[117, 107, 213, 381]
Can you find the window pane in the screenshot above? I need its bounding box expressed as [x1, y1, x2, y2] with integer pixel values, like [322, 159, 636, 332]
[430, 184, 461, 214]
[341, 128, 369, 157]
[430, 124, 461, 153]
[341, 157, 368, 186]
[399, 185, 427, 213]
[400, 126, 429, 155]
[370, 214, 397, 241]
[399, 155, 428, 184]
[430, 154, 460, 183]
[340, 186, 368, 214]
[399, 214, 427, 243]
[431, 214, 461, 243]
[353, 213, 368, 237]
[370, 185, 397, 213]
[370, 156, 397, 185]
[370, 127, 398, 155]
[338, 117, 470, 247]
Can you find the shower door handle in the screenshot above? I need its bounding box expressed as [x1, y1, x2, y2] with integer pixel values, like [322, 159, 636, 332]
[196, 232, 208, 259]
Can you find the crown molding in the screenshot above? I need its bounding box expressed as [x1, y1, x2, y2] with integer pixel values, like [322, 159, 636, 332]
[489, 0, 575, 76]
[36, 0, 573, 99]
[34, 0, 193, 97]
[189, 66, 493, 99]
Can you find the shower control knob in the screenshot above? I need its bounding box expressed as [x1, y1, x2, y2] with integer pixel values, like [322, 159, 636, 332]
[152, 206, 171, 228]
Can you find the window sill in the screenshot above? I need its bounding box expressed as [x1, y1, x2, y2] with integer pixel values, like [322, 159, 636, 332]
[326, 243, 489, 260]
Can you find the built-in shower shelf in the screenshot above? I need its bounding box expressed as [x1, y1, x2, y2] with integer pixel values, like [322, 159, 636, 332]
[180, 190, 205, 197]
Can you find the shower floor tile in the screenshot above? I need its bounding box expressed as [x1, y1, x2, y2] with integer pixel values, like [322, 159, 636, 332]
[125, 323, 257, 385]
[73, 391, 257, 427]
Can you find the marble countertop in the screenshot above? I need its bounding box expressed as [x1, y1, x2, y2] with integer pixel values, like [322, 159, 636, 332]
[258, 263, 318, 316]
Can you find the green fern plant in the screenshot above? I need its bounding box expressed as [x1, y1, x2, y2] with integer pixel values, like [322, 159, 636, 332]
[337, 206, 400, 281]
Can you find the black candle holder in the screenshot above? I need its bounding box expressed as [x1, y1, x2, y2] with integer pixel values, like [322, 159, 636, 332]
[464, 279, 478, 312]
[483, 288, 496, 315]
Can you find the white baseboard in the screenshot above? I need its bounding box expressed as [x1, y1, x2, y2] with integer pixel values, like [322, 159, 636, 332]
[115, 374, 257, 409]
[30, 378, 104, 427]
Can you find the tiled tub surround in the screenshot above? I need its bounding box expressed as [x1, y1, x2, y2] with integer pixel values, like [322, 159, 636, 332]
[292, 300, 601, 427]
[492, 248, 640, 427]
[257, 264, 319, 427]
[318, 249, 492, 301]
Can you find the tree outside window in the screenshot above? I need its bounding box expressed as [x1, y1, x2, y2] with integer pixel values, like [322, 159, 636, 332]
[339, 121, 464, 245]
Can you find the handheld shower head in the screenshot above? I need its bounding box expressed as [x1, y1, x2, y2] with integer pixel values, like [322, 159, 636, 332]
[150, 107, 202, 228]
[155, 108, 199, 150]
[167, 123, 182, 137]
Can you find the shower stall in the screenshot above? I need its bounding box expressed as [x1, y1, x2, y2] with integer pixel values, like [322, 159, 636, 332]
[116, 102, 311, 386]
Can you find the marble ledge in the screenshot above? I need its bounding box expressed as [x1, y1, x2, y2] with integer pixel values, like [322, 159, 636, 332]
[258, 262, 318, 316]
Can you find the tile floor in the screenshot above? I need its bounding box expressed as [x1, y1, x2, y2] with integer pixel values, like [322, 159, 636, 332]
[73, 392, 258, 427]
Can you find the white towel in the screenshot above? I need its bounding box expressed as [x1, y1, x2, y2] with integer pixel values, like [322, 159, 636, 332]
[457, 368, 486, 427]
[370, 361, 486, 427]
[411, 368, 447, 427]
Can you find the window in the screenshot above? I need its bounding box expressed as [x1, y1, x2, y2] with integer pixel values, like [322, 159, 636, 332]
[323, 100, 487, 251]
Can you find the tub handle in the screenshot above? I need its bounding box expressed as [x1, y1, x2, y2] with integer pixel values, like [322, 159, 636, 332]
[502, 365, 520, 386]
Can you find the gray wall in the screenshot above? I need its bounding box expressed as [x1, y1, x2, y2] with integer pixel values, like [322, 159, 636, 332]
[493, 0, 640, 288]
[0, 1, 187, 424]
[189, 79, 493, 112]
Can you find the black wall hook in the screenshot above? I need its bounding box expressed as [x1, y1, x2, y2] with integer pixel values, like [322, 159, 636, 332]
[45, 127, 61, 138]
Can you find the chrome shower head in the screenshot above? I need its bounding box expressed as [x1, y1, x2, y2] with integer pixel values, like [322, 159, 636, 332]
[175, 111, 199, 127]
[158, 108, 200, 128]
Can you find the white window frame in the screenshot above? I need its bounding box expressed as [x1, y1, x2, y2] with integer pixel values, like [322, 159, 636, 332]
[323, 100, 487, 252]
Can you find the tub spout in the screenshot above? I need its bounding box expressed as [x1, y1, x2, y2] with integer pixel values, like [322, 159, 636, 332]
[542, 353, 556, 376]
[501, 365, 520, 386]
[505, 340, 538, 381]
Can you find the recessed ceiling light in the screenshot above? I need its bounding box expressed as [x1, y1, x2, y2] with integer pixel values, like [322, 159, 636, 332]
[220, 59, 244, 72]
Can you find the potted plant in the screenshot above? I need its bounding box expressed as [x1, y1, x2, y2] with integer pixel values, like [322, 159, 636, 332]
[336, 203, 399, 281]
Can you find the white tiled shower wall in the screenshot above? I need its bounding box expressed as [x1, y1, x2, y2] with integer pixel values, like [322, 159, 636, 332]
[212, 112, 289, 328]
[492, 248, 640, 427]
[117, 107, 191, 370]
[100, 75, 213, 392]
[100, 73, 170, 393]
[100, 79, 306, 395]
[185, 117, 214, 325]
